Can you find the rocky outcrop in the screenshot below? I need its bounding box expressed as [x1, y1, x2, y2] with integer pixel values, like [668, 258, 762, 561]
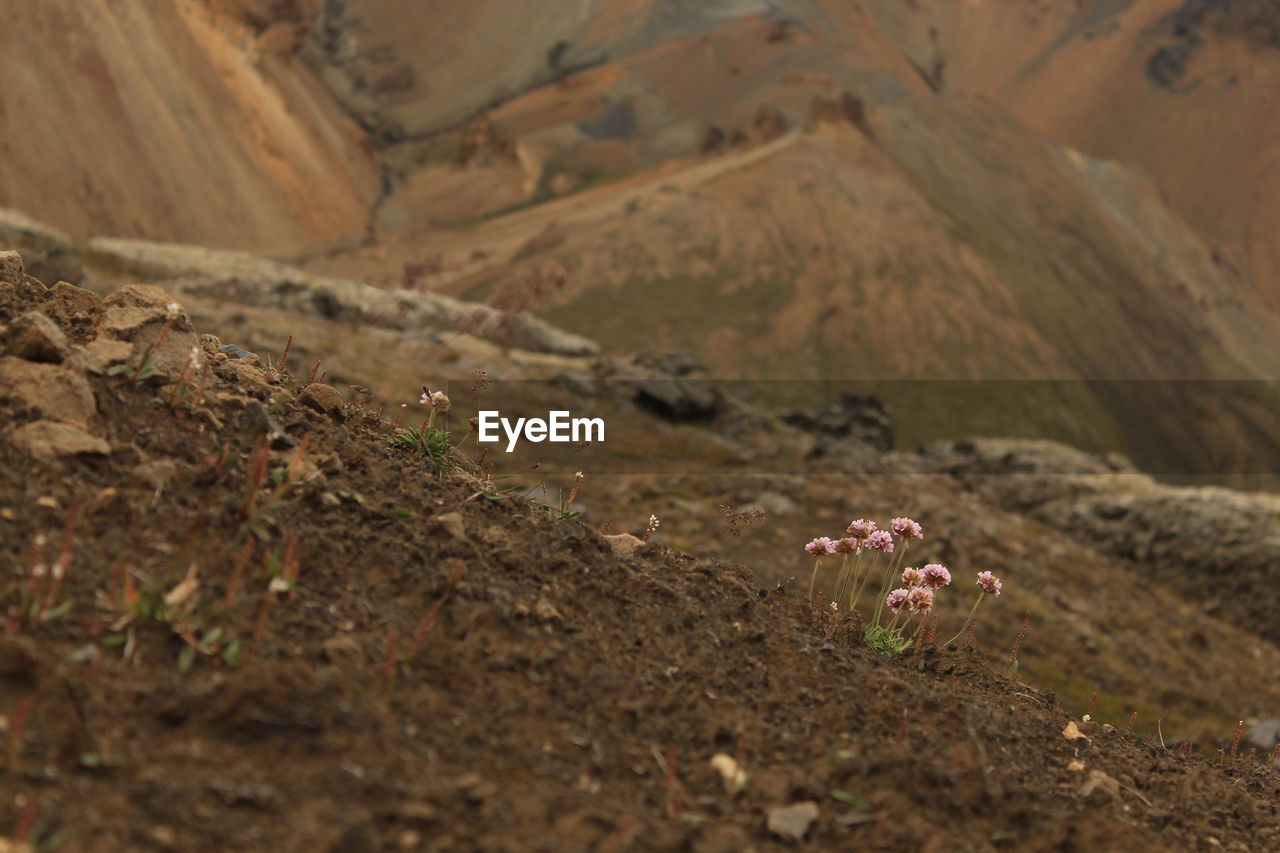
[918, 438, 1280, 642]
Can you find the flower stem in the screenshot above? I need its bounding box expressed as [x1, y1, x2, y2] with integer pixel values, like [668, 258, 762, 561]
[872, 543, 908, 626]
[944, 595, 985, 647]
[807, 557, 822, 602]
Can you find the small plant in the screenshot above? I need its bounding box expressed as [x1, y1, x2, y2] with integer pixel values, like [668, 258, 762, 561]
[390, 386, 453, 461]
[160, 346, 210, 413]
[801, 517, 1006, 657]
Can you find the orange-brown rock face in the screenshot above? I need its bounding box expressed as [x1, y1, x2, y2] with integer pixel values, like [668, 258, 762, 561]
[0, 0, 379, 255]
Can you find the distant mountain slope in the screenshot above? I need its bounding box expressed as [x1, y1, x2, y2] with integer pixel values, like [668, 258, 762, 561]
[0, 0, 379, 254]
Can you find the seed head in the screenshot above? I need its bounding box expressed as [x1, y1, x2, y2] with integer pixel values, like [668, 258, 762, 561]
[976, 571, 1002, 597]
[901, 567, 924, 588]
[921, 564, 951, 590]
[834, 537, 859, 555]
[866, 530, 894, 553]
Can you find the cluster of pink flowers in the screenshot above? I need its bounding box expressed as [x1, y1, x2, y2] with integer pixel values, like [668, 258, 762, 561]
[804, 515, 1007, 651]
[886, 562, 951, 616]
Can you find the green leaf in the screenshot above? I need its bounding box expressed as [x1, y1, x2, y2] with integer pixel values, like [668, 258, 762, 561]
[177, 645, 197, 673]
[830, 790, 871, 809]
[102, 633, 127, 648]
[221, 640, 242, 667]
[40, 600, 74, 622]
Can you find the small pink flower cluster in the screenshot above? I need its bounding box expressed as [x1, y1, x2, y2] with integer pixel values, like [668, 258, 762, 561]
[887, 563, 952, 616]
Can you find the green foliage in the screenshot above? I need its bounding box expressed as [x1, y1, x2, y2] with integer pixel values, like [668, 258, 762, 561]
[389, 424, 453, 461]
[864, 623, 912, 656]
[107, 350, 160, 385]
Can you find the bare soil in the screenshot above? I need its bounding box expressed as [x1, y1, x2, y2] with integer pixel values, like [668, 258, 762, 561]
[1, 273, 1278, 851]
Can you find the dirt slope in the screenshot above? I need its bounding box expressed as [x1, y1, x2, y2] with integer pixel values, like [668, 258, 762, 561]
[3, 256, 1280, 851]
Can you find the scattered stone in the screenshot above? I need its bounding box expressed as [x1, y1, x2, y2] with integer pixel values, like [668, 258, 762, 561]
[433, 511, 468, 542]
[766, 801, 819, 841]
[634, 378, 721, 421]
[693, 824, 754, 853]
[0, 357, 97, 425]
[132, 459, 179, 491]
[7, 310, 68, 363]
[219, 343, 258, 361]
[1247, 718, 1280, 748]
[9, 421, 110, 460]
[604, 533, 644, 557]
[0, 250, 23, 286]
[297, 383, 346, 419]
[781, 392, 894, 452]
[534, 597, 563, 622]
[1062, 721, 1091, 742]
[48, 280, 99, 314]
[1080, 769, 1120, 804]
[81, 338, 135, 374]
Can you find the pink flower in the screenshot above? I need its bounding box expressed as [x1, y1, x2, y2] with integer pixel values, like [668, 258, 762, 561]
[805, 537, 837, 557]
[976, 571, 1003, 597]
[921, 564, 951, 590]
[885, 588, 910, 613]
[846, 518, 877, 540]
[906, 587, 935, 614]
[834, 537, 859, 555]
[866, 530, 894, 553]
[901, 567, 924, 588]
[891, 517, 923, 541]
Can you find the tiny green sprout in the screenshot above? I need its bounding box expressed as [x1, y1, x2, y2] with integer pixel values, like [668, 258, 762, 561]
[177, 644, 197, 674]
[829, 790, 871, 810]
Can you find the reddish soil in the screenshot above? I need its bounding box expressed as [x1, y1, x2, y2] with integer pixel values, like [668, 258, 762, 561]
[2, 272, 1279, 851]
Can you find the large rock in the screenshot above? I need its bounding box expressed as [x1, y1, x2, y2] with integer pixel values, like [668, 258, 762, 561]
[96, 285, 200, 379]
[9, 420, 110, 460]
[781, 392, 894, 452]
[0, 356, 97, 426]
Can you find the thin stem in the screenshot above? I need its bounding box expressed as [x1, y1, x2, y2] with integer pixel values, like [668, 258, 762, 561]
[944, 595, 985, 647]
[807, 557, 822, 602]
[842, 550, 864, 612]
[850, 551, 881, 613]
[872, 543, 909, 626]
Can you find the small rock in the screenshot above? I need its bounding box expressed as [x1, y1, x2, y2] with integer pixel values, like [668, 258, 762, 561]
[8, 311, 68, 363]
[634, 378, 720, 421]
[297, 383, 346, 419]
[9, 421, 110, 460]
[132, 459, 178, 491]
[0, 250, 24, 286]
[694, 824, 754, 853]
[1080, 769, 1120, 804]
[219, 343, 258, 361]
[48, 281, 99, 314]
[81, 338, 134, 374]
[604, 533, 644, 557]
[534, 597, 563, 622]
[0, 357, 97, 425]
[434, 511, 468, 541]
[1062, 721, 1091, 742]
[766, 801, 819, 841]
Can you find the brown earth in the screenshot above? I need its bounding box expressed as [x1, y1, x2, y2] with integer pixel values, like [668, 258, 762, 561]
[3, 256, 1280, 850]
